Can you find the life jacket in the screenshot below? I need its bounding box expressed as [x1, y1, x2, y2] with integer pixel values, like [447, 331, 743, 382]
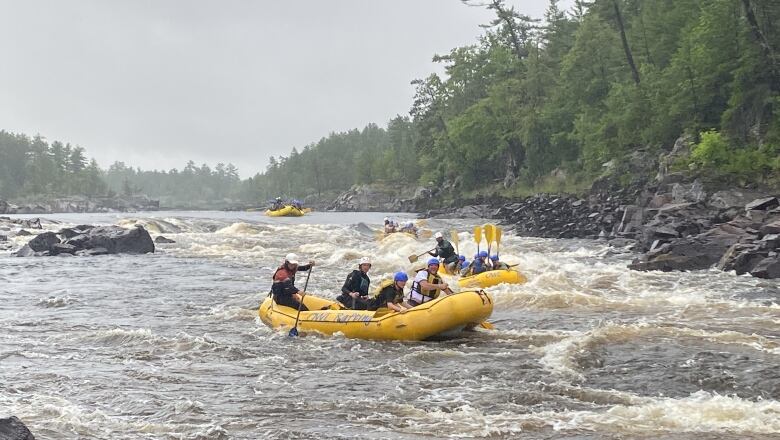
[372, 279, 404, 304]
[270, 265, 296, 296]
[409, 269, 442, 304]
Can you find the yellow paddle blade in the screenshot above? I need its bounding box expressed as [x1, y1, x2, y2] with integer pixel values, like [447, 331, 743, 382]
[479, 321, 495, 330]
[483, 224, 495, 245]
[495, 227, 502, 255]
[408, 254, 419, 263]
[473, 226, 482, 245]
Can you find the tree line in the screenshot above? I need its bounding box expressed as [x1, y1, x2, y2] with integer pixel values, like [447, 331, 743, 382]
[3, 0, 778, 206]
[246, 0, 780, 200]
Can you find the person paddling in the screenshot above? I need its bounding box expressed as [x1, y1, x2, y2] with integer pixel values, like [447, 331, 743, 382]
[428, 232, 458, 274]
[271, 253, 315, 311]
[408, 258, 452, 307]
[336, 257, 372, 310]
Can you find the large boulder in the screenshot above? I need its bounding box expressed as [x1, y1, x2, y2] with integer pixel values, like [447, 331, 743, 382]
[84, 225, 154, 254]
[26, 232, 60, 252]
[0, 416, 35, 440]
[745, 197, 779, 211]
[750, 257, 780, 279]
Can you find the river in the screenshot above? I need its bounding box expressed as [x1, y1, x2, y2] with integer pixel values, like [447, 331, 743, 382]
[1, 211, 779, 439]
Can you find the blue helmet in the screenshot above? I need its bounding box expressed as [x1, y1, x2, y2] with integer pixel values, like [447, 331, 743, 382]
[458, 255, 466, 261]
[479, 251, 488, 258]
[394, 271, 408, 282]
[474, 253, 479, 259]
[490, 255, 499, 261]
[427, 258, 440, 266]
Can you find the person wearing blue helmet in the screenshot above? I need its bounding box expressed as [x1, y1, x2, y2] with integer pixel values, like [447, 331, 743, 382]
[490, 254, 509, 270]
[458, 255, 469, 271]
[408, 258, 451, 306]
[368, 271, 409, 313]
[462, 251, 489, 276]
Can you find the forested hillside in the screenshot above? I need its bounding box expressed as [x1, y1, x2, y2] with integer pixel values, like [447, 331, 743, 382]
[2, 0, 778, 207]
[245, 0, 780, 200]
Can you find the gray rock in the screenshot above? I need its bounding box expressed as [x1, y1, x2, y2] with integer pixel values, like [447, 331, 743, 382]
[75, 247, 109, 256]
[154, 235, 176, 244]
[761, 220, 780, 236]
[709, 189, 766, 209]
[750, 257, 780, 279]
[629, 254, 704, 272]
[717, 244, 766, 275]
[0, 235, 6, 242]
[50, 243, 77, 255]
[0, 415, 35, 440]
[14, 245, 35, 257]
[84, 225, 154, 254]
[27, 232, 60, 252]
[745, 197, 779, 211]
[16, 230, 31, 236]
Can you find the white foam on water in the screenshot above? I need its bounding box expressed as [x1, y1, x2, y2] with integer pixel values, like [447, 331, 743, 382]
[534, 322, 780, 378]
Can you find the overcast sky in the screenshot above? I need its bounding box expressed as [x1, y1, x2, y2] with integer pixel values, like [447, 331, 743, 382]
[0, 0, 571, 177]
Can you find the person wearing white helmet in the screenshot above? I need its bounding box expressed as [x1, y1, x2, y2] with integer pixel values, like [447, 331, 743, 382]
[383, 217, 396, 234]
[428, 231, 458, 274]
[270, 252, 315, 311]
[336, 256, 372, 309]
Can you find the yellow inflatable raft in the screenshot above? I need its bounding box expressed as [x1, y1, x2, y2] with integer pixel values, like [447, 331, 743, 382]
[258, 290, 493, 340]
[265, 205, 305, 217]
[457, 269, 527, 289]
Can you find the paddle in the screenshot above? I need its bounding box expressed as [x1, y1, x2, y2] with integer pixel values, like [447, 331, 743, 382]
[288, 267, 313, 337]
[479, 321, 495, 329]
[473, 226, 482, 254]
[484, 224, 495, 256]
[408, 248, 435, 263]
[495, 226, 502, 257]
[450, 229, 460, 255]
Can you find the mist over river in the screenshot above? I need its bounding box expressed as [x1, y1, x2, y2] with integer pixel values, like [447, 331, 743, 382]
[2, 211, 779, 439]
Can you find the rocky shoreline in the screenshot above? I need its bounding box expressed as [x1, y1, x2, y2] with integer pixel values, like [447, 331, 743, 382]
[0, 195, 159, 215]
[423, 176, 779, 279]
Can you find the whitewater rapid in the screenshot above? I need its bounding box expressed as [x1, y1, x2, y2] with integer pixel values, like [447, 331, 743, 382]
[1, 211, 778, 439]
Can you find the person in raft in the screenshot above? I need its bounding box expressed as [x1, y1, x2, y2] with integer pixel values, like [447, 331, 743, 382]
[428, 232, 458, 274]
[489, 254, 509, 270]
[270, 253, 314, 311]
[368, 271, 410, 313]
[336, 256, 372, 309]
[408, 258, 452, 307]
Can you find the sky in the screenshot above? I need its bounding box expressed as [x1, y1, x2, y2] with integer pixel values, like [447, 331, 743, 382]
[0, 0, 572, 177]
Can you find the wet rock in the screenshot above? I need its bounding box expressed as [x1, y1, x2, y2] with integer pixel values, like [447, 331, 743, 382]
[50, 243, 77, 256]
[761, 220, 780, 236]
[0, 415, 35, 440]
[717, 244, 766, 275]
[745, 197, 779, 211]
[629, 254, 703, 272]
[14, 245, 35, 257]
[16, 230, 31, 236]
[750, 257, 780, 279]
[154, 236, 176, 244]
[64, 234, 89, 248]
[27, 232, 60, 252]
[84, 225, 154, 254]
[0, 235, 6, 242]
[75, 247, 109, 256]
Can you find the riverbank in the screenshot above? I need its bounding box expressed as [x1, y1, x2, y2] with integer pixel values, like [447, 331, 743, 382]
[0, 195, 159, 215]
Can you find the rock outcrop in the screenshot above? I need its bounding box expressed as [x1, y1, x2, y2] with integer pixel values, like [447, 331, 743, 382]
[14, 225, 155, 257]
[0, 416, 35, 440]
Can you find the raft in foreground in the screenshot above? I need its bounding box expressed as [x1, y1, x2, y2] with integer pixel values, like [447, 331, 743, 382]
[258, 290, 493, 340]
[265, 205, 305, 217]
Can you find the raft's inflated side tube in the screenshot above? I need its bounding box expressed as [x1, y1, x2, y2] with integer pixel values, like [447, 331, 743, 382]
[258, 291, 493, 341]
[265, 205, 305, 217]
[456, 269, 527, 289]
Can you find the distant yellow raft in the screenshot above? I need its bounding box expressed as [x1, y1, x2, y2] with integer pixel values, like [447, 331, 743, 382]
[456, 269, 527, 289]
[258, 291, 493, 340]
[265, 205, 305, 217]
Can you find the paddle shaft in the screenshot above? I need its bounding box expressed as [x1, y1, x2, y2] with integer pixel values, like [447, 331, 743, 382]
[289, 267, 313, 336]
[409, 248, 436, 263]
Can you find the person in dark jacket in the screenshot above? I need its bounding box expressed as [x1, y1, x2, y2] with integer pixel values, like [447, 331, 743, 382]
[336, 257, 372, 309]
[271, 253, 314, 311]
[428, 232, 458, 273]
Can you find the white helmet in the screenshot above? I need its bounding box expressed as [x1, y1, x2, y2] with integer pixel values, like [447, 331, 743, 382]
[434, 232, 443, 239]
[359, 256, 372, 265]
[383, 217, 389, 222]
[285, 253, 299, 265]
[406, 221, 414, 227]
